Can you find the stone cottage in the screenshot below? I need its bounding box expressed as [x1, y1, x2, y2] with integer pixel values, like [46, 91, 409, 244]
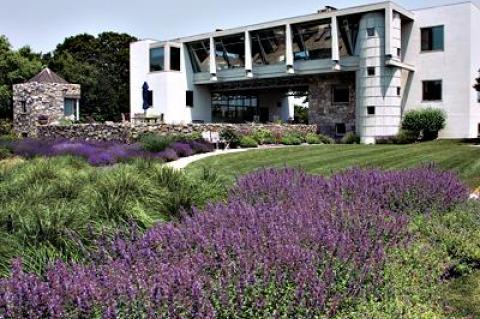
[13, 68, 81, 136]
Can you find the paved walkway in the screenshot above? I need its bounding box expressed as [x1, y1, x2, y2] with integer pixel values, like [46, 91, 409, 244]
[165, 145, 300, 169]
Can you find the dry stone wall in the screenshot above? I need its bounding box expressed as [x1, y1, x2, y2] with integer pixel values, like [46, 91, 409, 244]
[36, 123, 317, 143]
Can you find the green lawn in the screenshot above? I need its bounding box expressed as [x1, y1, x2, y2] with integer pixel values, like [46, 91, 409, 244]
[187, 140, 480, 188]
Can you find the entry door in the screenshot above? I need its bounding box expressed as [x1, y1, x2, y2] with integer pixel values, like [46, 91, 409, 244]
[259, 108, 269, 123]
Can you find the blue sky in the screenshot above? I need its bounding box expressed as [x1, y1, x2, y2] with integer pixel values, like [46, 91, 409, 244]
[0, 0, 477, 53]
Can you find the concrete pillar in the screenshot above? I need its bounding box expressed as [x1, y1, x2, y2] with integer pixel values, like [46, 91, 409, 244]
[165, 44, 171, 71]
[285, 24, 294, 73]
[331, 16, 340, 62]
[385, 6, 393, 57]
[245, 31, 253, 78]
[209, 37, 217, 80]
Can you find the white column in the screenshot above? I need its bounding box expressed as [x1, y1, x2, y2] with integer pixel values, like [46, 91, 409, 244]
[245, 31, 253, 78]
[209, 37, 217, 80]
[385, 6, 393, 57]
[75, 99, 80, 121]
[285, 24, 294, 73]
[331, 15, 340, 70]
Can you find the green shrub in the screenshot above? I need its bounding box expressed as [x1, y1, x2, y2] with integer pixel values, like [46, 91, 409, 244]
[394, 129, 417, 144]
[341, 132, 360, 144]
[252, 128, 274, 145]
[281, 134, 302, 145]
[220, 128, 240, 147]
[239, 136, 258, 148]
[318, 134, 335, 144]
[139, 133, 177, 152]
[305, 133, 321, 144]
[402, 108, 447, 141]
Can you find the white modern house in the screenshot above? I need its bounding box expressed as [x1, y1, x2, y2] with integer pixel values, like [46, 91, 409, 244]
[130, 1, 480, 143]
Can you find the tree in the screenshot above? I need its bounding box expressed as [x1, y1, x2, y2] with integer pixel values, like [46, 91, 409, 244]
[0, 35, 43, 119]
[401, 107, 447, 141]
[49, 32, 137, 122]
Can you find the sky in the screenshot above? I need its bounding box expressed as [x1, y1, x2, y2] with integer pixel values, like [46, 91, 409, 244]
[0, 0, 478, 53]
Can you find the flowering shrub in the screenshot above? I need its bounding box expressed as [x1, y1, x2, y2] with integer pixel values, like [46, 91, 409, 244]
[8, 138, 214, 166]
[0, 167, 468, 318]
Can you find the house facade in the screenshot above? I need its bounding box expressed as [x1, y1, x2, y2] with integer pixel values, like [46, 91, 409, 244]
[130, 1, 480, 143]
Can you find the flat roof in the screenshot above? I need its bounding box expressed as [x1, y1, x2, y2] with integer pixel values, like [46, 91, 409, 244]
[141, 1, 414, 45]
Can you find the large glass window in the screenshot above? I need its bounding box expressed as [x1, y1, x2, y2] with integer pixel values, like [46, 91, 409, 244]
[421, 26, 444, 51]
[170, 47, 181, 71]
[292, 20, 332, 61]
[187, 40, 210, 73]
[150, 47, 165, 72]
[422, 80, 442, 101]
[215, 34, 245, 71]
[251, 27, 286, 66]
[212, 94, 259, 123]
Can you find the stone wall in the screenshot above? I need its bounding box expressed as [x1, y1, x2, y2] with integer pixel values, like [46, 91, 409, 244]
[13, 82, 81, 136]
[36, 123, 317, 143]
[308, 73, 356, 137]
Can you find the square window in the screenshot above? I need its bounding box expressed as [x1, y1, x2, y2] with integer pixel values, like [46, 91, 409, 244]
[332, 86, 349, 104]
[478, 123, 480, 137]
[477, 91, 480, 103]
[335, 123, 346, 135]
[170, 47, 181, 71]
[186, 91, 194, 107]
[367, 28, 375, 37]
[421, 25, 444, 51]
[397, 87, 401, 96]
[150, 47, 165, 72]
[367, 67, 376, 76]
[397, 48, 401, 57]
[64, 98, 77, 118]
[367, 106, 375, 115]
[422, 80, 442, 101]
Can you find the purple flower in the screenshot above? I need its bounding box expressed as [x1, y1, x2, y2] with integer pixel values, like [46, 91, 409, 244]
[156, 148, 179, 162]
[170, 142, 194, 157]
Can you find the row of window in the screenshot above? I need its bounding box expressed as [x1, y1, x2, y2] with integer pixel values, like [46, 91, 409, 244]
[150, 46, 181, 72]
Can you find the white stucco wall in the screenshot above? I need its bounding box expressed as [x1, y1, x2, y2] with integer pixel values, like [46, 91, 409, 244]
[405, 2, 477, 138]
[469, 4, 480, 138]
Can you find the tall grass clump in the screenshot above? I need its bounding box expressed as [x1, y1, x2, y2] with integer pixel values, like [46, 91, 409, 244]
[0, 167, 468, 318]
[0, 157, 226, 276]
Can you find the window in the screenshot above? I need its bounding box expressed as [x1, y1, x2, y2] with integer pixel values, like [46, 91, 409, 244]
[335, 123, 346, 135]
[186, 91, 194, 107]
[187, 40, 210, 73]
[478, 123, 480, 137]
[367, 106, 375, 115]
[422, 80, 442, 101]
[64, 98, 77, 118]
[150, 47, 165, 72]
[215, 34, 245, 71]
[332, 86, 349, 103]
[292, 20, 332, 61]
[367, 67, 376, 76]
[251, 27, 286, 66]
[20, 101, 27, 113]
[367, 28, 375, 37]
[212, 94, 259, 123]
[421, 26, 444, 51]
[170, 47, 181, 71]
[397, 48, 402, 57]
[397, 87, 401, 96]
[477, 91, 480, 103]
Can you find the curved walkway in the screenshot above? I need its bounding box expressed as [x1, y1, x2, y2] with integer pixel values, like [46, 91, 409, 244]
[165, 145, 300, 169]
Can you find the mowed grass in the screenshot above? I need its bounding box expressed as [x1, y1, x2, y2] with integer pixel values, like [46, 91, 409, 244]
[188, 140, 480, 188]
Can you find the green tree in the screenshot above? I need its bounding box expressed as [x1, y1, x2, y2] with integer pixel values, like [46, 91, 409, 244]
[49, 32, 137, 122]
[0, 35, 43, 118]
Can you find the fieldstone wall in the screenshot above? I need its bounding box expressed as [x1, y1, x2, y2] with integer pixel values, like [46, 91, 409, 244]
[309, 73, 356, 137]
[36, 123, 317, 143]
[13, 82, 81, 136]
